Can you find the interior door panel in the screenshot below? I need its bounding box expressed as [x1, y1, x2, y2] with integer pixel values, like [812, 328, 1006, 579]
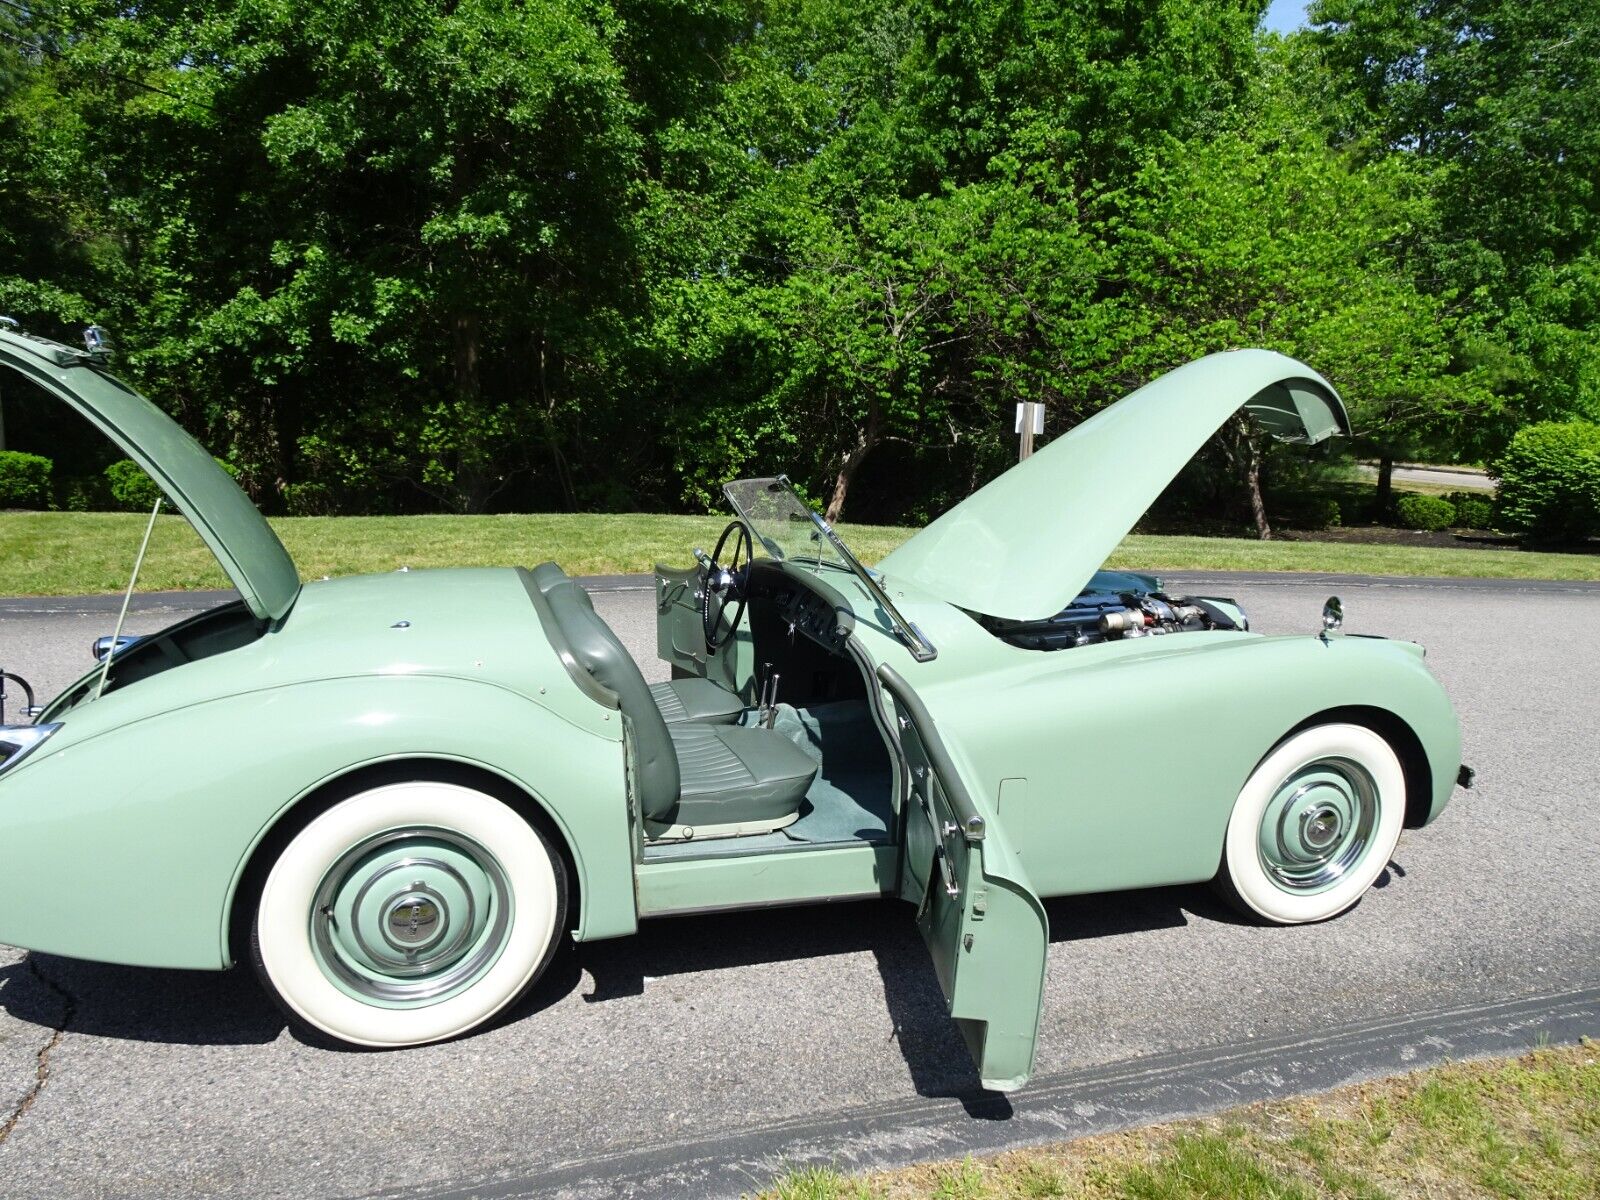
[878, 665, 1049, 1092]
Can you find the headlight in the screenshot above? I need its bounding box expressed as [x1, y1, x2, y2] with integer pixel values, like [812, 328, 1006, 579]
[0, 723, 61, 777]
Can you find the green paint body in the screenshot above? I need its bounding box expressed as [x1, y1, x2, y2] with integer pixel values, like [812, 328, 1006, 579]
[0, 333, 1463, 1091]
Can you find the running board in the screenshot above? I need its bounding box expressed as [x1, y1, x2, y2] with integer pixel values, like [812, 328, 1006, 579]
[635, 842, 896, 917]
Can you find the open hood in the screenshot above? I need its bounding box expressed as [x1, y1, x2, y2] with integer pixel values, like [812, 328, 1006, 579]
[0, 329, 299, 622]
[879, 349, 1348, 623]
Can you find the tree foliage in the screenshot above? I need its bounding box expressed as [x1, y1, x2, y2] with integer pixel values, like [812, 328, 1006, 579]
[0, 0, 1595, 531]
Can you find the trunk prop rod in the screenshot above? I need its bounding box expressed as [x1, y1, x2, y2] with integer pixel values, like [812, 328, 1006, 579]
[95, 496, 163, 700]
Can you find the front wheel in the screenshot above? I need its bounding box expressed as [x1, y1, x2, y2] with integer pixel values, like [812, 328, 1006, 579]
[1216, 723, 1405, 925]
[252, 781, 564, 1047]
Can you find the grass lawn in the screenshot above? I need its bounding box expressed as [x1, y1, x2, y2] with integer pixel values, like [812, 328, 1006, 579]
[760, 1041, 1600, 1200]
[1, 510, 1598, 597]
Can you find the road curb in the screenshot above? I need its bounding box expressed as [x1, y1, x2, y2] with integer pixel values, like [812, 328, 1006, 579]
[370, 984, 1600, 1200]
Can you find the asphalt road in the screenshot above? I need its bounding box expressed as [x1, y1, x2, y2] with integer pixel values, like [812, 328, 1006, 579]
[2, 572, 1598, 1198]
[1355, 462, 1495, 492]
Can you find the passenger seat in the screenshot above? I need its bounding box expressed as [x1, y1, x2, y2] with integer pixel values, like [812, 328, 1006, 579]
[532, 562, 744, 725]
[534, 564, 815, 838]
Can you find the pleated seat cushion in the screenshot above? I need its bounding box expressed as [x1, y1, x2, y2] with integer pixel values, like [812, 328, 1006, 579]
[668, 723, 817, 828]
[649, 677, 745, 725]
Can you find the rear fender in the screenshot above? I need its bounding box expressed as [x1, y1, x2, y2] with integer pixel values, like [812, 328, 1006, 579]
[0, 675, 632, 969]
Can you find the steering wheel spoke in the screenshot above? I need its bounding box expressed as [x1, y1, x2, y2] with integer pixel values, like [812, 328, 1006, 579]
[701, 520, 752, 653]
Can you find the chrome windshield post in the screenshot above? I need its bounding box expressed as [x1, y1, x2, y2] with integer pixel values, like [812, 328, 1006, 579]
[806, 511, 937, 663]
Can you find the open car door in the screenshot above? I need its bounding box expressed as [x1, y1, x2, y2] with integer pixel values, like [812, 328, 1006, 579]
[654, 557, 745, 695]
[655, 560, 713, 678]
[877, 665, 1049, 1092]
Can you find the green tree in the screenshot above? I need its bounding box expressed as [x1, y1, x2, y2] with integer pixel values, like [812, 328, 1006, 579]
[22, 0, 647, 511]
[1310, 0, 1600, 433]
[1089, 43, 1491, 536]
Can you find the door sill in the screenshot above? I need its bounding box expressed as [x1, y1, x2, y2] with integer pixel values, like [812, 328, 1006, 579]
[635, 841, 896, 916]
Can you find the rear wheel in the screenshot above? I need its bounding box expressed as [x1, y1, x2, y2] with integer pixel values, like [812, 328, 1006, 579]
[1216, 723, 1405, 925]
[251, 781, 564, 1047]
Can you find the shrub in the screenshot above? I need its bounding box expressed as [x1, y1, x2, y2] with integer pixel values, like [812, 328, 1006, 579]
[1396, 493, 1456, 531]
[281, 481, 336, 516]
[1452, 495, 1494, 529]
[1492, 421, 1600, 543]
[0, 450, 52, 508]
[104, 458, 164, 511]
[104, 456, 239, 511]
[1278, 496, 1342, 530]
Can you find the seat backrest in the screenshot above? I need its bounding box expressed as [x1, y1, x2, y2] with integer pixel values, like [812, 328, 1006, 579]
[542, 577, 679, 818]
[531, 561, 579, 598]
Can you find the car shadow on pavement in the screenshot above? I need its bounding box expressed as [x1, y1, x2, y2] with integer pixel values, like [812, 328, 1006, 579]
[0, 952, 285, 1046]
[543, 883, 1239, 1119]
[0, 883, 1249, 1057]
[1045, 882, 1246, 941]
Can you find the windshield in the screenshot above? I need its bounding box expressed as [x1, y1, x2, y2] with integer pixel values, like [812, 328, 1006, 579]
[723, 476, 937, 662]
[721, 477, 849, 569]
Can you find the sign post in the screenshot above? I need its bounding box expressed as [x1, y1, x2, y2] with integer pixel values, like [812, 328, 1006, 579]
[1014, 400, 1044, 461]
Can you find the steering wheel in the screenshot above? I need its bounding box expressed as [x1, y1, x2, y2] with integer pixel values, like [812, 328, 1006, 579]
[700, 520, 753, 653]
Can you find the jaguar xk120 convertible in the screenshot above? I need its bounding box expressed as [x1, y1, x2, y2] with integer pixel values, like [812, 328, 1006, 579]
[0, 326, 1466, 1090]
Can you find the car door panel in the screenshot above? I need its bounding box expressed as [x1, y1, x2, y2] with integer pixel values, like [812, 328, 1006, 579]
[878, 665, 1048, 1092]
[655, 564, 708, 676]
[655, 562, 748, 695]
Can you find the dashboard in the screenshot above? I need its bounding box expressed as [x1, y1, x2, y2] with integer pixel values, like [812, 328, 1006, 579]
[746, 564, 862, 708]
[770, 581, 852, 654]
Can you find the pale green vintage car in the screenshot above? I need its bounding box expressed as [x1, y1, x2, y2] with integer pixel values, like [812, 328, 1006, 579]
[0, 327, 1465, 1090]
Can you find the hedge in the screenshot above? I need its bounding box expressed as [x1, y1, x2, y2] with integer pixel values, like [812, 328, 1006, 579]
[1396, 493, 1456, 531]
[1492, 421, 1600, 543]
[0, 450, 52, 508]
[1451, 494, 1494, 529]
[103, 456, 241, 512]
[104, 458, 164, 511]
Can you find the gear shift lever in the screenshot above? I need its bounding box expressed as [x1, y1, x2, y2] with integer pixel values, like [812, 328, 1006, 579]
[757, 662, 781, 728]
[763, 672, 781, 728]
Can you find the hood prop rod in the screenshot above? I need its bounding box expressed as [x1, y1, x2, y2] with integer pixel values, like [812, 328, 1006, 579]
[95, 496, 162, 700]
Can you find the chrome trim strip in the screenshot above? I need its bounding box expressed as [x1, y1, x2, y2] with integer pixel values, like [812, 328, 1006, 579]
[0, 723, 63, 779]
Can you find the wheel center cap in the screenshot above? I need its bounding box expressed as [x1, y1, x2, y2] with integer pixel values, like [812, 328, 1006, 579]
[383, 888, 446, 951]
[1301, 805, 1342, 851]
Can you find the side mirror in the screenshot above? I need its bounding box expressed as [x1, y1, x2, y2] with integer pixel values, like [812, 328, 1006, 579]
[1320, 596, 1344, 639]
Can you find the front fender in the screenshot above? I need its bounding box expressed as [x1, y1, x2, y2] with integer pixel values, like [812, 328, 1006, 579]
[0, 674, 632, 969]
[919, 631, 1462, 899]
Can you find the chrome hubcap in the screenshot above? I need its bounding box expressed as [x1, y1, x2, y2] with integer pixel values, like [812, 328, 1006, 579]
[311, 828, 512, 1006]
[1258, 757, 1378, 893]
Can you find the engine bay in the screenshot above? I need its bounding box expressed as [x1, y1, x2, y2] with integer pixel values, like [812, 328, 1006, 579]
[978, 571, 1249, 652]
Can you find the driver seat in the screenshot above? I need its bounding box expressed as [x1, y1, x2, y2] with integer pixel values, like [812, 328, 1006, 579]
[529, 563, 743, 725]
[536, 566, 815, 838]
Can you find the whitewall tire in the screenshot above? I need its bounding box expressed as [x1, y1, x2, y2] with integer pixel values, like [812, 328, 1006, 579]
[252, 781, 564, 1047]
[1217, 723, 1405, 925]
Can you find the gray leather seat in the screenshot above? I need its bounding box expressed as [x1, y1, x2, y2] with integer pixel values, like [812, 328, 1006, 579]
[535, 563, 744, 726]
[669, 724, 815, 828]
[537, 566, 815, 834]
[649, 678, 744, 725]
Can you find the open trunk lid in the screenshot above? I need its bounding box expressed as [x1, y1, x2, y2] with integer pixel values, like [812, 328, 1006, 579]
[0, 329, 299, 622]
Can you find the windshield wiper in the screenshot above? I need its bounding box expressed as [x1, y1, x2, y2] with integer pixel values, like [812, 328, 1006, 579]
[805, 511, 937, 663]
